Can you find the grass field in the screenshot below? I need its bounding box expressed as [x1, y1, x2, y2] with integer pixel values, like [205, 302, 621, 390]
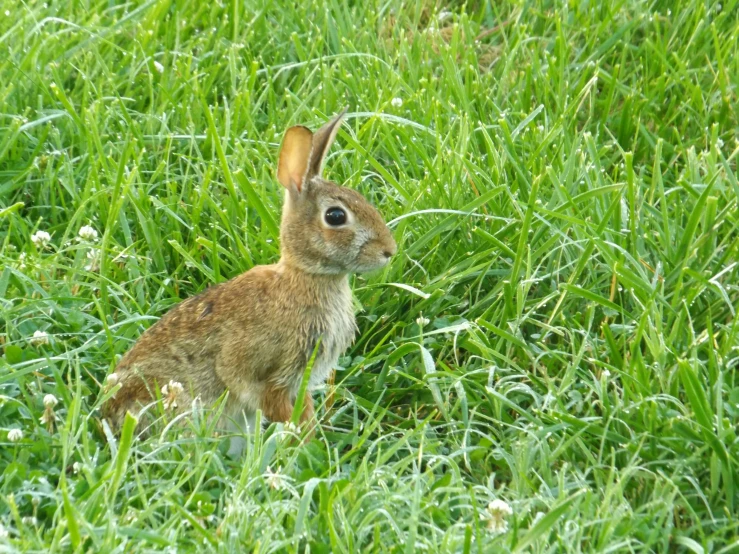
[1, 0, 738, 551]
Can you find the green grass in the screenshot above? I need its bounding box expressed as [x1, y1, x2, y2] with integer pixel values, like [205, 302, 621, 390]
[1, 0, 738, 551]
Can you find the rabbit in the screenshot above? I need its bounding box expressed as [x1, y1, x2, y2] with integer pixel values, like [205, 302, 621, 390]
[102, 109, 397, 450]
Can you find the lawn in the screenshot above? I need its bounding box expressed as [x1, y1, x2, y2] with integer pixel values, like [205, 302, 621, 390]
[1, 0, 738, 551]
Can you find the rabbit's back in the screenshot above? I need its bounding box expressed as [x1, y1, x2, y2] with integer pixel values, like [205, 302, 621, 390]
[103, 282, 232, 426]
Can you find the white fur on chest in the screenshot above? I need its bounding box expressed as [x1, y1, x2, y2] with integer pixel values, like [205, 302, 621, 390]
[222, 283, 355, 453]
[302, 287, 356, 393]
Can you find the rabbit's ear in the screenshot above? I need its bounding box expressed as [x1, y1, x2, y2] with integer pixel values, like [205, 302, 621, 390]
[277, 125, 313, 192]
[306, 108, 347, 181]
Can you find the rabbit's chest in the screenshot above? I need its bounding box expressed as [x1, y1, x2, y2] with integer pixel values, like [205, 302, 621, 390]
[299, 295, 356, 391]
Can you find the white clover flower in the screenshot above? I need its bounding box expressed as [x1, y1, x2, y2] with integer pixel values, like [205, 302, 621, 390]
[602, 369, 611, 378]
[161, 380, 184, 396]
[78, 225, 98, 241]
[31, 330, 49, 346]
[391, 97, 403, 108]
[485, 499, 512, 533]
[31, 230, 51, 248]
[416, 316, 430, 326]
[40, 410, 55, 426]
[161, 380, 184, 409]
[72, 462, 82, 474]
[21, 516, 37, 527]
[264, 466, 285, 490]
[43, 394, 58, 408]
[85, 248, 101, 271]
[284, 422, 297, 433]
[283, 421, 300, 435]
[8, 429, 23, 442]
[153, 60, 164, 74]
[18, 252, 27, 270]
[41, 396, 59, 431]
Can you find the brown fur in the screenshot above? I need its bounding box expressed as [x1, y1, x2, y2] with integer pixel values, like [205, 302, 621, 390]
[103, 111, 397, 441]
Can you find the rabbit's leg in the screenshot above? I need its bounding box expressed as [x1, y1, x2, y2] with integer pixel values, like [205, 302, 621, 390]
[222, 409, 258, 457]
[260, 384, 315, 432]
[299, 393, 316, 439]
[260, 383, 295, 423]
[102, 371, 157, 431]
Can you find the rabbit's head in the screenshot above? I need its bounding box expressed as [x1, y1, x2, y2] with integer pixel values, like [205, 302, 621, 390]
[276, 110, 397, 275]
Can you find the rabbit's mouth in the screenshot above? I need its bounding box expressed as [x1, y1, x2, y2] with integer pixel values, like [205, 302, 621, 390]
[352, 244, 396, 273]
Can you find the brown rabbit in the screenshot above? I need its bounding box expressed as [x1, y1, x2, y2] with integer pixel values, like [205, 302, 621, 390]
[102, 110, 397, 448]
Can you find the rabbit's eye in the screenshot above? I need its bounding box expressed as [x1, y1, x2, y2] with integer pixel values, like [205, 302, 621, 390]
[324, 207, 347, 226]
